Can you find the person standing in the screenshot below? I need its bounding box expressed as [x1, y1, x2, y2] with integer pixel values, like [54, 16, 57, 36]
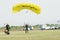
[5, 24, 10, 35]
[25, 24, 29, 33]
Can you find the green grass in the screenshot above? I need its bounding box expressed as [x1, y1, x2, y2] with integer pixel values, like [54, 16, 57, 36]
[0, 30, 60, 40]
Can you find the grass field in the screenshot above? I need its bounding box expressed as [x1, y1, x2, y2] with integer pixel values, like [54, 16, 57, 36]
[0, 30, 60, 40]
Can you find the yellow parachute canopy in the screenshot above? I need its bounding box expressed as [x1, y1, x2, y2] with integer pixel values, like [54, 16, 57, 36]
[12, 3, 41, 14]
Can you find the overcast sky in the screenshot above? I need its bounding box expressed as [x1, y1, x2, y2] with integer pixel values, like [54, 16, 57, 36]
[0, 0, 60, 27]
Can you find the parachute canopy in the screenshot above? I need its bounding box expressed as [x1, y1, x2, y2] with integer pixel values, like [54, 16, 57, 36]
[12, 3, 41, 14]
